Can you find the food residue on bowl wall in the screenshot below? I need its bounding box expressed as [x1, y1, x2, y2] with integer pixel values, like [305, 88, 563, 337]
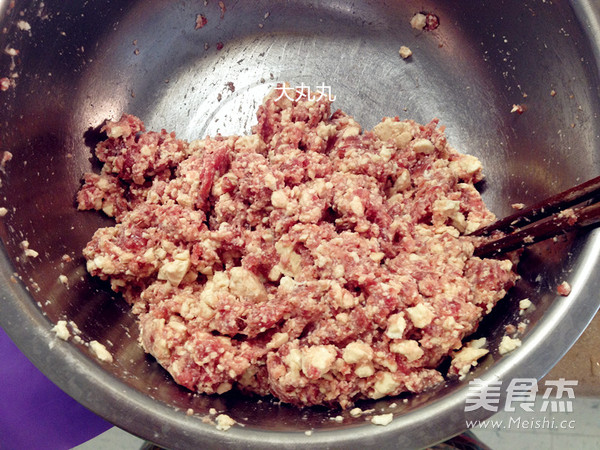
[370, 413, 393, 426]
[557, 281, 571, 296]
[51, 320, 70, 341]
[398, 46, 412, 60]
[410, 12, 440, 32]
[89, 340, 114, 363]
[195, 14, 208, 29]
[498, 335, 522, 355]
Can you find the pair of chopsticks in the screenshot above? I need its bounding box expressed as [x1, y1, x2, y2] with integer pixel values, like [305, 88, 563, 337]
[472, 175, 600, 258]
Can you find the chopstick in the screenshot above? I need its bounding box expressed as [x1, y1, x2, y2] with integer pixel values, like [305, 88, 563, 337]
[473, 175, 600, 258]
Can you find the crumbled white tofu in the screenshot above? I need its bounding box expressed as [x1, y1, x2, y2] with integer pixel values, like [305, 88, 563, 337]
[89, 340, 114, 363]
[433, 198, 466, 232]
[448, 154, 482, 180]
[413, 138, 435, 154]
[399, 45, 412, 59]
[410, 13, 427, 30]
[389, 340, 424, 362]
[371, 413, 394, 426]
[469, 337, 487, 349]
[51, 320, 70, 341]
[0, 207, 8, 217]
[373, 118, 412, 148]
[372, 372, 401, 399]
[519, 298, 532, 311]
[229, 266, 268, 302]
[340, 119, 361, 138]
[355, 363, 375, 378]
[369, 252, 385, 262]
[301, 345, 336, 378]
[349, 196, 365, 216]
[498, 336, 522, 355]
[517, 321, 528, 334]
[69, 320, 81, 335]
[24, 249, 39, 258]
[58, 274, 69, 286]
[157, 250, 191, 286]
[406, 303, 434, 328]
[385, 313, 407, 339]
[17, 20, 31, 31]
[216, 382, 232, 395]
[342, 341, 373, 364]
[511, 104, 524, 114]
[4, 47, 19, 57]
[20, 240, 39, 258]
[266, 331, 289, 349]
[557, 208, 577, 221]
[450, 345, 489, 378]
[350, 407, 363, 417]
[215, 414, 236, 431]
[271, 190, 288, 208]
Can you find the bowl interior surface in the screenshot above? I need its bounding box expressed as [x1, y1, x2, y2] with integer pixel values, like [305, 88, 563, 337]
[1, 1, 599, 448]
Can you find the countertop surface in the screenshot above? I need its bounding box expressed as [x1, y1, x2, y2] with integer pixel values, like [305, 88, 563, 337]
[0, 327, 112, 449]
[545, 311, 600, 396]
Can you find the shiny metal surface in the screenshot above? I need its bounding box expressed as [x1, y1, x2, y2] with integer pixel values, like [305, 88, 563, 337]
[0, 1, 599, 448]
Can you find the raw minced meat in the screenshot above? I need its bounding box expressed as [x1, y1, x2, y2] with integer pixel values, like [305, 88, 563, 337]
[77, 84, 518, 408]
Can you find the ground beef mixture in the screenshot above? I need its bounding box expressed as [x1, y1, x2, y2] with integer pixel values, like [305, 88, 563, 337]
[77, 85, 517, 408]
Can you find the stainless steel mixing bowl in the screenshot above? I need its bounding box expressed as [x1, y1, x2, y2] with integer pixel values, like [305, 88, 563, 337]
[1, 1, 599, 448]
